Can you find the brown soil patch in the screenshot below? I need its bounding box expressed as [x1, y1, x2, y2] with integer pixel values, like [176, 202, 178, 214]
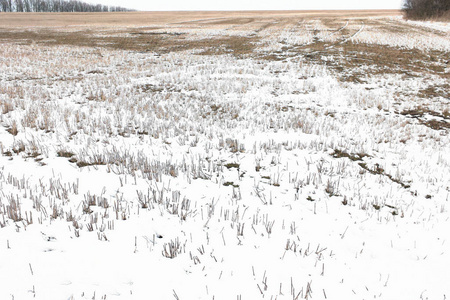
[0, 26, 259, 56]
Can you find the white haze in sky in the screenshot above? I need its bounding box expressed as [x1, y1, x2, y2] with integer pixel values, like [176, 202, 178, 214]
[84, 0, 404, 11]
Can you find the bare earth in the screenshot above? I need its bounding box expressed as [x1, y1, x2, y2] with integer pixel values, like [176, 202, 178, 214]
[0, 9, 446, 84]
[0, 10, 402, 27]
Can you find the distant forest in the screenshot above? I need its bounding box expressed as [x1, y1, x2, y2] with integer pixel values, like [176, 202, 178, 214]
[0, 0, 133, 12]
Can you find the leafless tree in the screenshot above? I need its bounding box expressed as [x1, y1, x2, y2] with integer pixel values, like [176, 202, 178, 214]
[0, 0, 133, 12]
[403, 0, 450, 19]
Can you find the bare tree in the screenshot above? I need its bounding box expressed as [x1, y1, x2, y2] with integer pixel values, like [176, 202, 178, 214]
[403, 0, 450, 19]
[0, 0, 133, 12]
[15, 0, 24, 11]
[23, 0, 30, 11]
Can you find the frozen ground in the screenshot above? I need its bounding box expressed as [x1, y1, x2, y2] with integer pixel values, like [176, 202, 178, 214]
[0, 12, 449, 300]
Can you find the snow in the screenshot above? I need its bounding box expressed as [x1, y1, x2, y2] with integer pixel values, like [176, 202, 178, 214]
[0, 15, 449, 300]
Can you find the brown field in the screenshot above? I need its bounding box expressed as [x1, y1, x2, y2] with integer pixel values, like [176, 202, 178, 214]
[0, 10, 403, 55]
[0, 9, 447, 96]
[0, 10, 401, 27]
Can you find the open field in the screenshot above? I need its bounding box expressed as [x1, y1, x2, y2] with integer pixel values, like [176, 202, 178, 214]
[0, 10, 402, 27]
[0, 11, 449, 300]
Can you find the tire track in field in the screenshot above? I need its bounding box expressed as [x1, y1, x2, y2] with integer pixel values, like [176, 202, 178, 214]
[338, 22, 365, 44]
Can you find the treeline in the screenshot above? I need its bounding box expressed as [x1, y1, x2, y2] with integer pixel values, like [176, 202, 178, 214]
[0, 0, 133, 12]
[403, 0, 450, 19]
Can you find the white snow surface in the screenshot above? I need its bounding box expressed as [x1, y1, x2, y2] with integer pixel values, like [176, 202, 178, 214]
[0, 17, 449, 300]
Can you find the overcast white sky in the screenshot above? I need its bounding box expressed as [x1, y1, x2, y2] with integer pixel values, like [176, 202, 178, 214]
[84, 0, 404, 11]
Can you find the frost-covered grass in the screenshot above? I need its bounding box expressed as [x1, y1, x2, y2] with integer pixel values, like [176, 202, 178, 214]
[0, 12, 449, 300]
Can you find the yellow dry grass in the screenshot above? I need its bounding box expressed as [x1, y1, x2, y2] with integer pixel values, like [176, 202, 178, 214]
[0, 10, 402, 28]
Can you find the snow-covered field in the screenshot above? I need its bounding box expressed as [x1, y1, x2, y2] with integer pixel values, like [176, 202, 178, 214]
[0, 12, 449, 300]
